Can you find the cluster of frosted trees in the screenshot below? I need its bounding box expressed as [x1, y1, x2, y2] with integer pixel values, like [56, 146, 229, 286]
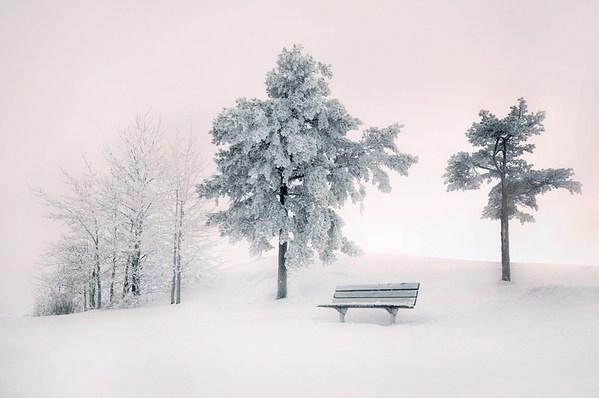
[34, 116, 216, 315]
[35, 45, 582, 312]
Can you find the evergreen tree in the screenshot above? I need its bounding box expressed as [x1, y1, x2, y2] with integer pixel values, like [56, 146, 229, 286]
[444, 98, 581, 281]
[199, 46, 417, 299]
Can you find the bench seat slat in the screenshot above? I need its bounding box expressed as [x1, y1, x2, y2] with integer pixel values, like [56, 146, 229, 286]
[336, 283, 419, 291]
[334, 290, 418, 299]
[318, 303, 415, 309]
[331, 297, 417, 305]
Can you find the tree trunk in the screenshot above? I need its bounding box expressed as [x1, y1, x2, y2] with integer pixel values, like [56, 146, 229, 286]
[170, 196, 178, 305]
[277, 235, 288, 299]
[500, 202, 511, 281]
[109, 211, 118, 304]
[89, 272, 96, 309]
[175, 267, 181, 304]
[95, 239, 101, 309]
[177, 200, 185, 304]
[171, 192, 184, 304]
[500, 139, 511, 282]
[170, 269, 176, 304]
[83, 285, 88, 312]
[131, 250, 140, 296]
[123, 221, 133, 298]
[122, 257, 130, 298]
[175, 265, 182, 304]
[276, 183, 288, 299]
[175, 200, 183, 304]
[109, 251, 116, 304]
[131, 219, 143, 296]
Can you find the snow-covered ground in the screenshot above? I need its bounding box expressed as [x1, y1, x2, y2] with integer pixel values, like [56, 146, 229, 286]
[1, 254, 598, 397]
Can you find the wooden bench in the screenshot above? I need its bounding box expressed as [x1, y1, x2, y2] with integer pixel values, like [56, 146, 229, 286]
[318, 283, 420, 324]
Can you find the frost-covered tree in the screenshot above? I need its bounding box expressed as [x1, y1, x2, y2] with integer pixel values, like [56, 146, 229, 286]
[106, 115, 163, 298]
[199, 46, 417, 299]
[35, 115, 218, 314]
[36, 235, 92, 314]
[36, 161, 104, 309]
[160, 132, 217, 304]
[98, 176, 126, 305]
[444, 98, 581, 281]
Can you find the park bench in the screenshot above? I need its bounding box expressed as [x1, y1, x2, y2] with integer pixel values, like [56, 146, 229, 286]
[318, 283, 420, 324]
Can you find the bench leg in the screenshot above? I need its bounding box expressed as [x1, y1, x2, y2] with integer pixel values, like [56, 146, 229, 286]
[336, 308, 348, 323]
[385, 308, 399, 325]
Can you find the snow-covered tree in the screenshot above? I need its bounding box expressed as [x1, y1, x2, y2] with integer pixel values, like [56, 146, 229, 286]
[35, 115, 218, 314]
[199, 45, 417, 299]
[444, 98, 581, 281]
[36, 161, 104, 309]
[160, 132, 217, 304]
[98, 176, 126, 305]
[36, 235, 92, 314]
[106, 115, 163, 299]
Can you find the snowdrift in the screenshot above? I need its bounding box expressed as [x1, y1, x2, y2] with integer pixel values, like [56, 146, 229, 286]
[1, 254, 598, 397]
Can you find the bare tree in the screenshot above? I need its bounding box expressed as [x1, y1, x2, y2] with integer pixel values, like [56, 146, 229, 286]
[35, 114, 219, 313]
[162, 132, 215, 304]
[106, 114, 163, 299]
[35, 160, 104, 308]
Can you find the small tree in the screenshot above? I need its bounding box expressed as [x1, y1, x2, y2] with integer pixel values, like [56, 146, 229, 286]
[36, 161, 104, 309]
[161, 132, 215, 304]
[35, 235, 92, 314]
[199, 46, 417, 299]
[444, 98, 581, 281]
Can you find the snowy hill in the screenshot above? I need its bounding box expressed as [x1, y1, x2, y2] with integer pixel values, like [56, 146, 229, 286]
[2, 254, 599, 398]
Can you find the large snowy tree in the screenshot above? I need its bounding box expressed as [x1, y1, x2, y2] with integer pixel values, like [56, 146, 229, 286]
[199, 46, 417, 299]
[444, 98, 581, 281]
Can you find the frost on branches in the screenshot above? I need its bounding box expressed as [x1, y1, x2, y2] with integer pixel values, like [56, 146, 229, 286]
[444, 98, 581, 281]
[34, 116, 217, 315]
[199, 46, 417, 299]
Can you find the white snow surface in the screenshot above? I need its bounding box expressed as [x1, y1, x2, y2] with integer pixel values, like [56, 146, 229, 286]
[2, 254, 598, 397]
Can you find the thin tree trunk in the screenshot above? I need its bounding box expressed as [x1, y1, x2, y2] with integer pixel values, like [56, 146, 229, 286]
[170, 265, 176, 304]
[89, 271, 96, 309]
[109, 250, 116, 303]
[122, 256, 130, 298]
[131, 219, 142, 296]
[175, 199, 183, 304]
[131, 249, 140, 296]
[170, 193, 178, 305]
[175, 266, 182, 304]
[95, 238, 101, 309]
[109, 261, 116, 303]
[109, 210, 118, 303]
[83, 285, 88, 312]
[96, 260, 101, 308]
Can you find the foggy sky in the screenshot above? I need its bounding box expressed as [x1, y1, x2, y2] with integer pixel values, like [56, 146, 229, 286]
[1, 0, 598, 316]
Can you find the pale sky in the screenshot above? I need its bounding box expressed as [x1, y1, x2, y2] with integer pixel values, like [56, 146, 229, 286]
[1, 0, 598, 316]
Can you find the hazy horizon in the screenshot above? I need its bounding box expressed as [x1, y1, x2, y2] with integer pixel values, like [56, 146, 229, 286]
[1, 0, 598, 316]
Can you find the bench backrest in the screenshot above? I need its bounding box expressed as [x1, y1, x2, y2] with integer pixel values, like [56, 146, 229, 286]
[332, 283, 420, 307]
